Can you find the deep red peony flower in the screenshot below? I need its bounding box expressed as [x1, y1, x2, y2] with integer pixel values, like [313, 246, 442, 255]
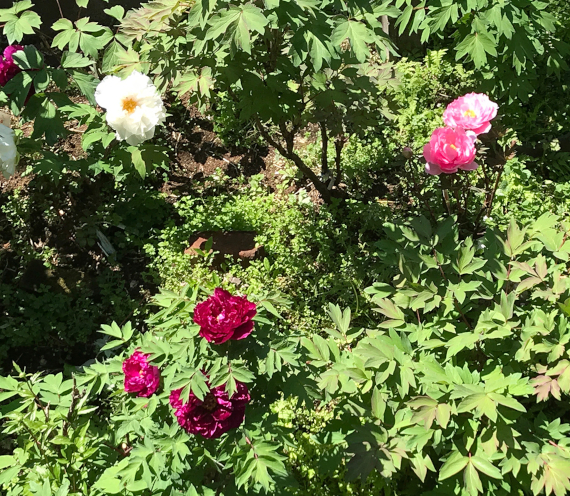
[0, 45, 25, 86]
[193, 288, 257, 345]
[122, 350, 160, 397]
[169, 381, 250, 438]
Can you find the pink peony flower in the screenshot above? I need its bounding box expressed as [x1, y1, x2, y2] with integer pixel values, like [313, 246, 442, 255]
[194, 288, 257, 345]
[443, 92, 498, 135]
[122, 350, 160, 397]
[170, 381, 250, 438]
[0, 45, 25, 86]
[423, 127, 478, 175]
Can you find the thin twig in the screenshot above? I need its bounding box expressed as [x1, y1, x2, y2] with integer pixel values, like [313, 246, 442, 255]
[55, 0, 64, 18]
[320, 122, 329, 175]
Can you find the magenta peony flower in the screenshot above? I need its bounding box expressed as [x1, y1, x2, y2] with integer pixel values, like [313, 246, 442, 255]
[194, 288, 257, 345]
[122, 350, 160, 397]
[169, 381, 250, 438]
[0, 45, 25, 86]
[423, 127, 478, 175]
[443, 92, 498, 135]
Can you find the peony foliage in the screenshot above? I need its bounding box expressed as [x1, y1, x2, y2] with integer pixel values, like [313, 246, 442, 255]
[1, 217, 570, 495]
[0, 1, 569, 496]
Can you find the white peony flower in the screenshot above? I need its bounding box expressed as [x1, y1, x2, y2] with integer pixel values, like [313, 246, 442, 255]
[0, 123, 17, 178]
[95, 70, 166, 146]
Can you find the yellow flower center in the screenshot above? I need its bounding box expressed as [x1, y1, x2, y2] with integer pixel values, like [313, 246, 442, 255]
[450, 144, 457, 150]
[463, 109, 476, 118]
[122, 97, 139, 114]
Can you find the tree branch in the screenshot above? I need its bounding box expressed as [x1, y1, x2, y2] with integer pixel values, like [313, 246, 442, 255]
[254, 115, 334, 203]
[320, 122, 329, 175]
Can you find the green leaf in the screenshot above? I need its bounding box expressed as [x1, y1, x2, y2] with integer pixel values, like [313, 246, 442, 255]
[72, 71, 99, 106]
[101, 40, 126, 74]
[207, 5, 268, 54]
[0, 456, 15, 470]
[12, 45, 43, 70]
[471, 455, 502, 479]
[371, 386, 386, 420]
[487, 392, 526, 413]
[455, 31, 497, 68]
[3, 9, 41, 44]
[61, 52, 93, 69]
[94, 477, 123, 494]
[435, 403, 451, 429]
[458, 393, 497, 421]
[331, 19, 375, 63]
[0, 466, 20, 485]
[464, 459, 483, 496]
[104, 6, 125, 21]
[259, 300, 282, 319]
[131, 148, 146, 179]
[439, 451, 469, 481]
[99, 322, 122, 339]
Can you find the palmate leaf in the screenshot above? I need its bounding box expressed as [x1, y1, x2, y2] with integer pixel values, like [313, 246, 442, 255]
[429, 3, 459, 33]
[71, 71, 100, 106]
[236, 439, 287, 491]
[1, 8, 41, 44]
[455, 31, 497, 68]
[307, 29, 333, 71]
[174, 68, 213, 98]
[206, 4, 268, 54]
[530, 454, 570, 496]
[331, 19, 375, 63]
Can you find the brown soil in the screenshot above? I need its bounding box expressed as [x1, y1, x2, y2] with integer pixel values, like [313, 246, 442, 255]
[158, 95, 312, 198]
[0, 172, 32, 195]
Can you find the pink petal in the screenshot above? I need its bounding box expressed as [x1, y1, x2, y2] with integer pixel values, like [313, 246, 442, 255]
[425, 162, 442, 175]
[423, 143, 433, 163]
[472, 122, 492, 135]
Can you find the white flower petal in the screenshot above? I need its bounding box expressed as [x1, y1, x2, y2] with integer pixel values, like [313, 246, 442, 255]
[95, 71, 166, 146]
[0, 123, 17, 178]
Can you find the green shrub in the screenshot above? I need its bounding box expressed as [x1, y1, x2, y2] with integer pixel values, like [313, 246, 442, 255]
[0, 286, 303, 495]
[337, 50, 475, 191]
[395, 0, 570, 102]
[3, 214, 570, 495]
[144, 174, 393, 331]
[304, 213, 570, 495]
[492, 158, 570, 226]
[0, 269, 136, 369]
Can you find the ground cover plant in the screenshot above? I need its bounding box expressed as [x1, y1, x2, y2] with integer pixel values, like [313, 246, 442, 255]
[0, 0, 570, 495]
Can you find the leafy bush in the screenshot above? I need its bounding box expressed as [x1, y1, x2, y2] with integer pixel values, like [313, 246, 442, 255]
[0, 270, 135, 368]
[491, 158, 570, 227]
[303, 213, 570, 495]
[110, 0, 401, 201]
[1, 2, 570, 496]
[0, 286, 303, 495]
[144, 174, 393, 331]
[395, 0, 570, 102]
[0, 2, 170, 183]
[0, 170, 172, 369]
[339, 50, 476, 191]
[3, 215, 570, 495]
